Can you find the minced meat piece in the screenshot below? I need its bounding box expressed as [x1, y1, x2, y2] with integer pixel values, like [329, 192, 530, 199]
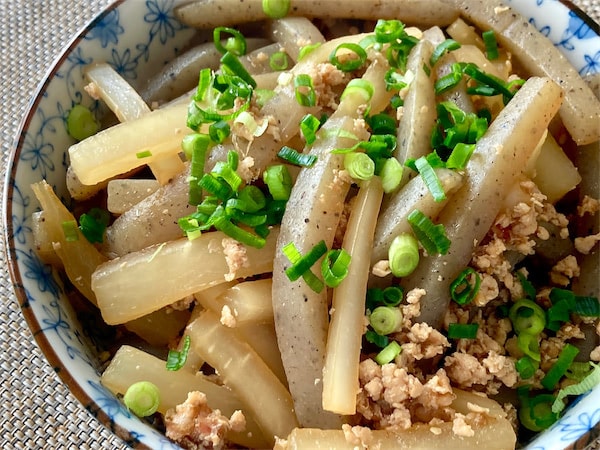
[550, 255, 580, 286]
[445, 352, 490, 387]
[222, 238, 248, 282]
[165, 391, 246, 450]
[575, 232, 600, 255]
[578, 195, 600, 217]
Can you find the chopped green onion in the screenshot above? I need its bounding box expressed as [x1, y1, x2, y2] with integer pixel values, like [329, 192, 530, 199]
[277, 146, 317, 167]
[374, 340, 402, 365]
[341, 79, 374, 103]
[447, 323, 479, 339]
[482, 30, 499, 60]
[262, 0, 290, 18]
[430, 39, 461, 66]
[212, 160, 242, 192]
[123, 381, 161, 417]
[509, 299, 546, 336]
[297, 42, 321, 60]
[434, 62, 463, 95]
[365, 329, 389, 349]
[450, 267, 481, 306]
[344, 152, 375, 181]
[62, 220, 79, 242]
[415, 156, 446, 202]
[374, 19, 405, 43]
[184, 133, 211, 205]
[379, 157, 403, 193]
[284, 240, 328, 282]
[263, 164, 292, 201]
[517, 271, 537, 300]
[388, 233, 419, 278]
[517, 332, 541, 362]
[213, 27, 247, 56]
[209, 120, 231, 144]
[212, 212, 266, 248]
[269, 51, 290, 71]
[220, 51, 257, 88]
[382, 286, 403, 307]
[462, 63, 513, 104]
[321, 248, 351, 288]
[565, 361, 593, 382]
[254, 88, 276, 107]
[78, 207, 110, 244]
[516, 356, 539, 379]
[66, 104, 99, 141]
[166, 335, 191, 371]
[369, 306, 402, 336]
[573, 296, 600, 317]
[541, 343, 580, 390]
[384, 68, 413, 92]
[390, 94, 403, 108]
[519, 393, 559, 432]
[553, 363, 600, 413]
[367, 113, 396, 135]
[282, 241, 324, 293]
[407, 209, 451, 255]
[227, 185, 266, 213]
[329, 43, 367, 72]
[445, 142, 475, 169]
[300, 114, 321, 145]
[294, 74, 317, 106]
[136, 150, 152, 159]
[199, 173, 233, 201]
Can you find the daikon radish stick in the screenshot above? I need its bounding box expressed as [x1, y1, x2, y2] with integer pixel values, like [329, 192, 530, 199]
[123, 307, 190, 347]
[101, 345, 268, 449]
[93, 227, 279, 324]
[187, 310, 298, 444]
[31, 211, 62, 266]
[176, 0, 458, 28]
[103, 164, 194, 257]
[69, 101, 189, 185]
[272, 59, 391, 428]
[402, 77, 563, 326]
[197, 278, 274, 324]
[283, 416, 516, 450]
[106, 179, 160, 215]
[448, 0, 600, 145]
[395, 38, 436, 189]
[31, 180, 107, 305]
[322, 177, 384, 414]
[237, 321, 288, 386]
[268, 17, 326, 62]
[372, 168, 464, 264]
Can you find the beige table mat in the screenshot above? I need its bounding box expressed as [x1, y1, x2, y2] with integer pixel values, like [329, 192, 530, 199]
[0, 1, 599, 449]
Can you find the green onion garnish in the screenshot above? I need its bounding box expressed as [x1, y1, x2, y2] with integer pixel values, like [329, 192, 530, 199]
[294, 74, 317, 107]
[553, 363, 600, 413]
[136, 150, 152, 159]
[184, 133, 211, 205]
[123, 381, 161, 417]
[382, 286, 403, 307]
[541, 343, 580, 390]
[414, 156, 446, 202]
[379, 157, 403, 193]
[434, 62, 463, 95]
[369, 306, 402, 336]
[517, 332, 541, 362]
[517, 271, 537, 300]
[212, 159, 243, 193]
[482, 30, 499, 60]
[282, 241, 325, 293]
[213, 27, 247, 56]
[166, 335, 191, 371]
[269, 51, 290, 71]
[227, 185, 267, 213]
[367, 113, 396, 135]
[62, 220, 79, 242]
[374, 19, 405, 43]
[321, 248, 351, 288]
[374, 340, 402, 365]
[262, 0, 290, 18]
[509, 299, 546, 336]
[220, 51, 257, 88]
[407, 209, 451, 255]
[341, 79, 374, 103]
[284, 240, 328, 282]
[297, 42, 322, 61]
[430, 39, 461, 66]
[384, 68, 413, 92]
[449, 267, 481, 306]
[519, 393, 559, 432]
[212, 211, 266, 248]
[300, 113, 321, 145]
[209, 120, 231, 144]
[388, 233, 419, 278]
[66, 104, 99, 141]
[329, 43, 367, 72]
[365, 329, 389, 349]
[78, 207, 110, 244]
[445, 142, 475, 169]
[277, 145, 317, 167]
[263, 164, 292, 201]
[344, 152, 375, 181]
[515, 356, 539, 379]
[447, 323, 479, 339]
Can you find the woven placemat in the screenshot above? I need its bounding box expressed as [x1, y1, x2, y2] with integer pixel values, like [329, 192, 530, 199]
[0, 1, 598, 449]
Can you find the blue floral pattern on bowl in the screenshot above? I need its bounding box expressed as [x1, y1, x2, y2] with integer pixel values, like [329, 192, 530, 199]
[3, 1, 599, 449]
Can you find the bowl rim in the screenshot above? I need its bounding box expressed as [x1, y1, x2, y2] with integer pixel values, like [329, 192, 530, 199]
[0, 0, 150, 448]
[2, 1, 599, 449]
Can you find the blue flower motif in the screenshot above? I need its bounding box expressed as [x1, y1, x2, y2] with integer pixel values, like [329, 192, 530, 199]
[10, 184, 31, 245]
[15, 249, 60, 298]
[86, 9, 124, 48]
[581, 50, 600, 75]
[145, 0, 184, 45]
[88, 380, 133, 420]
[558, 409, 600, 442]
[567, 11, 596, 40]
[110, 48, 138, 80]
[20, 130, 55, 179]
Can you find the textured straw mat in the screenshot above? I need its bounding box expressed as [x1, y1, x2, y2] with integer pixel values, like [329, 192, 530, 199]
[0, 1, 599, 449]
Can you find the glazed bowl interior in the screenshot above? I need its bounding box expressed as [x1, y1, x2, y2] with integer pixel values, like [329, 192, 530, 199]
[3, 0, 599, 449]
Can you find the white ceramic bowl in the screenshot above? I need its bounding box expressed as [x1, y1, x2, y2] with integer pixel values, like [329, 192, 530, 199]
[3, 1, 599, 449]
